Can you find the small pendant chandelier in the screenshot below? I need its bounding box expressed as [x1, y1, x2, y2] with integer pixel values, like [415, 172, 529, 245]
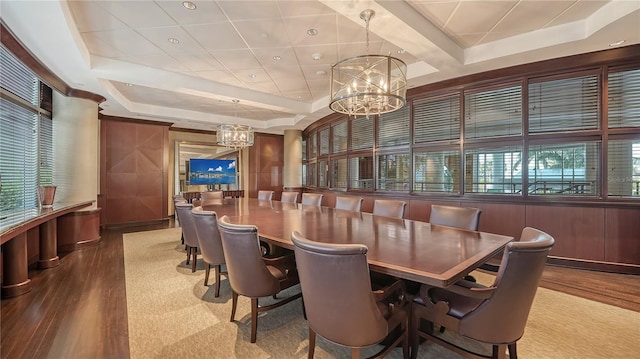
[330, 9, 407, 118]
[217, 99, 254, 149]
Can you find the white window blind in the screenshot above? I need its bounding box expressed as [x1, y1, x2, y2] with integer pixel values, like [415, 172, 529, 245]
[464, 146, 523, 194]
[465, 85, 522, 138]
[1, 45, 38, 105]
[319, 128, 330, 155]
[608, 68, 640, 128]
[528, 142, 599, 196]
[332, 121, 347, 153]
[414, 150, 460, 193]
[608, 139, 640, 197]
[377, 105, 410, 147]
[414, 95, 460, 143]
[350, 116, 373, 150]
[529, 74, 599, 132]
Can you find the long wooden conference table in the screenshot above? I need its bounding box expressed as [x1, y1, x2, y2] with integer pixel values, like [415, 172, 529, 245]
[203, 198, 513, 288]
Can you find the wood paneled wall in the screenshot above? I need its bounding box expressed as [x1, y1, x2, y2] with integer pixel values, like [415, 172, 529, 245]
[100, 117, 169, 227]
[248, 133, 284, 200]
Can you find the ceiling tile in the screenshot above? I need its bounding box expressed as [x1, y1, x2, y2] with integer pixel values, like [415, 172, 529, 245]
[446, 1, 517, 34]
[283, 14, 338, 46]
[98, 1, 177, 28]
[68, 1, 127, 32]
[277, 1, 335, 17]
[217, 1, 282, 20]
[547, 0, 610, 27]
[155, 1, 228, 25]
[233, 19, 292, 48]
[491, 1, 575, 35]
[136, 26, 206, 55]
[252, 47, 299, 66]
[407, 0, 460, 30]
[294, 44, 338, 66]
[184, 22, 247, 51]
[88, 29, 164, 56]
[210, 49, 262, 70]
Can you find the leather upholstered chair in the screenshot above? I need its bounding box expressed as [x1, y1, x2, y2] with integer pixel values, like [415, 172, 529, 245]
[373, 199, 407, 219]
[174, 202, 199, 272]
[257, 190, 274, 201]
[200, 191, 224, 206]
[335, 196, 364, 212]
[411, 227, 555, 359]
[217, 215, 302, 343]
[281, 191, 299, 203]
[173, 196, 186, 244]
[191, 206, 227, 297]
[301, 193, 324, 206]
[429, 204, 481, 231]
[291, 231, 409, 359]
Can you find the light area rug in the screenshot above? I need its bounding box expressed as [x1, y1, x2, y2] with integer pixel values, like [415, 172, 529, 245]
[124, 228, 640, 359]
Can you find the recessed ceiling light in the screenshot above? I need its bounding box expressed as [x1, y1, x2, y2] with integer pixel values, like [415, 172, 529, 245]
[397, 49, 406, 54]
[182, 1, 196, 10]
[609, 40, 625, 47]
[272, 55, 281, 61]
[250, 74, 257, 78]
[312, 53, 322, 61]
[168, 37, 180, 44]
[125, 83, 134, 87]
[307, 28, 318, 36]
[316, 70, 327, 76]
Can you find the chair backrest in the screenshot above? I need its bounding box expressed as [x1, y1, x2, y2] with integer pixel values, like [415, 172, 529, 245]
[335, 196, 363, 212]
[301, 193, 323, 206]
[280, 191, 299, 203]
[257, 190, 274, 201]
[429, 204, 481, 231]
[217, 215, 281, 297]
[200, 191, 224, 205]
[175, 202, 199, 247]
[291, 231, 388, 347]
[191, 207, 225, 266]
[373, 199, 406, 218]
[461, 227, 554, 343]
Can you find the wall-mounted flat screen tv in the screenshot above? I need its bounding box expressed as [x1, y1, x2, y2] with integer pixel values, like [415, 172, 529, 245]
[189, 158, 236, 185]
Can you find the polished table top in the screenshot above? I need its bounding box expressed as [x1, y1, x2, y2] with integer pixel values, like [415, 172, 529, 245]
[203, 198, 513, 288]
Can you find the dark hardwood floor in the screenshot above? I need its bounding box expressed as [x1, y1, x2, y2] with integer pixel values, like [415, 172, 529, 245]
[2, 220, 638, 358]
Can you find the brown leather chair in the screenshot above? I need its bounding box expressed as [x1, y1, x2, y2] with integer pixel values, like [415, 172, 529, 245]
[200, 190, 224, 206]
[335, 196, 364, 212]
[191, 206, 227, 297]
[291, 231, 409, 359]
[301, 193, 323, 206]
[373, 199, 407, 218]
[217, 215, 302, 343]
[174, 202, 199, 272]
[281, 191, 299, 203]
[429, 204, 481, 231]
[257, 190, 274, 201]
[411, 227, 555, 359]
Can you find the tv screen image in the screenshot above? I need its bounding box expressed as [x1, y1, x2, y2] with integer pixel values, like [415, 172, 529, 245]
[189, 158, 237, 185]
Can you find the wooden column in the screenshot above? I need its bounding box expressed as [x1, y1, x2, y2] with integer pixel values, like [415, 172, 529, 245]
[38, 218, 60, 268]
[1, 232, 31, 298]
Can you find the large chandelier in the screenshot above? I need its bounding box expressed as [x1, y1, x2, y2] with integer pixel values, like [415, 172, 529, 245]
[330, 9, 407, 118]
[217, 99, 254, 149]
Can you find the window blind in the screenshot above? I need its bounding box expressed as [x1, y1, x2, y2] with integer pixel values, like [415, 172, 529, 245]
[1, 45, 38, 105]
[464, 146, 523, 194]
[319, 128, 330, 155]
[330, 158, 348, 189]
[413, 150, 460, 193]
[528, 142, 599, 196]
[607, 139, 639, 197]
[0, 99, 39, 217]
[308, 132, 317, 158]
[465, 85, 522, 138]
[332, 121, 347, 153]
[377, 105, 410, 147]
[608, 68, 640, 128]
[529, 74, 599, 132]
[349, 156, 373, 189]
[39, 116, 54, 185]
[350, 116, 373, 150]
[414, 95, 460, 143]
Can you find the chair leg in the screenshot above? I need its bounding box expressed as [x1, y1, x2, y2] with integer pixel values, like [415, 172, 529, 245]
[186, 247, 191, 264]
[204, 263, 210, 286]
[251, 298, 259, 343]
[402, 320, 409, 359]
[410, 315, 420, 359]
[214, 265, 221, 298]
[491, 344, 507, 359]
[508, 343, 518, 359]
[191, 248, 197, 273]
[230, 291, 238, 322]
[308, 328, 316, 359]
[351, 347, 361, 359]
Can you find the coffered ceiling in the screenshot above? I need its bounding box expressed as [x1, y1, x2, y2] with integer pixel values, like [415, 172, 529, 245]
[1, 0, 638, 134]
